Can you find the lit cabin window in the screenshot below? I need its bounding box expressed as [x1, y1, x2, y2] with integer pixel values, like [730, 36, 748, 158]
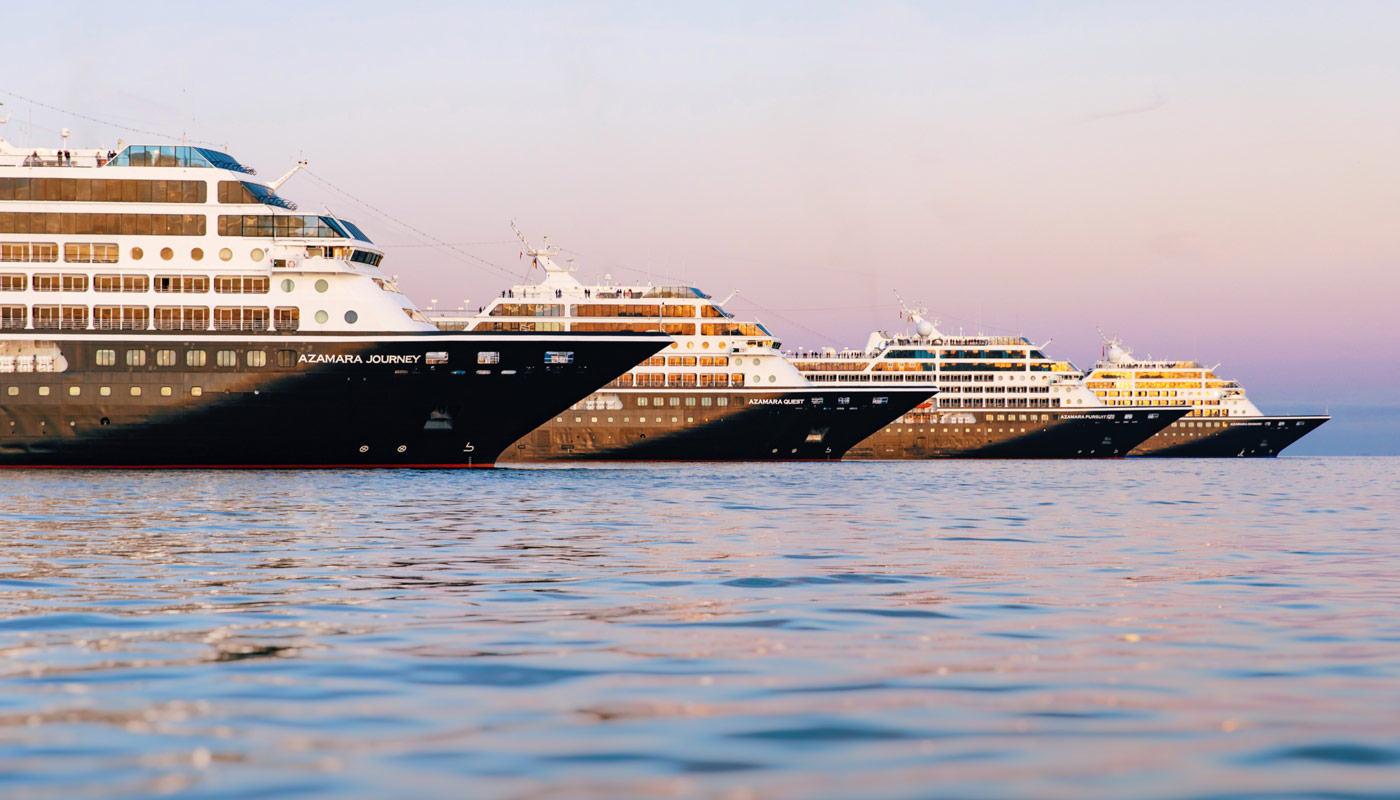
[186, 350, 207, 367]
[125, 350, 146, 367]
[95, 350, 117, 366]
[545, 351, 574, 364]
[477, 351, 500, 365]
[216, 350, 238, 367]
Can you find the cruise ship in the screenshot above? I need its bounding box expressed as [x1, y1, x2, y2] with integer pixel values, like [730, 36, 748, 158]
[790, 303, 1187, 458]
[1081, 335, 1329, 457]
[0, 132, 668, 466]
[430, 227, 934, 461]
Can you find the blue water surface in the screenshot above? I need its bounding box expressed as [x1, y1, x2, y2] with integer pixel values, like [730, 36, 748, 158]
[1, 457, 1397, 799]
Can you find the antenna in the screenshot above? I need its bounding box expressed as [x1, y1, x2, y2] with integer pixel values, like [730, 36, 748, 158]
[270, 160, 308, 191]
[717, 289, 739, 306]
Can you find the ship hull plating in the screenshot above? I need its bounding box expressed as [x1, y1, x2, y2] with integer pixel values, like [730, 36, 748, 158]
[1128, 415, 1329, 457]
[843, 406, 1190, 459]
[0, 332, 667, 467]
[502, 387, 934, 462]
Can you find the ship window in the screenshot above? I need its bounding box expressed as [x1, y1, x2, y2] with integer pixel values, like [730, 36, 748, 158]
[213, 306, 270, 331]
[160, 386, 172, 396]
[219, 248, 232, 261]
[129, 386, 141, 396]
[250, 249, 265, 262]
[215, 276, 270, 294]
[280, 279, 294, 292]
[0, 274, 26, 291]
[62, 243, 119, 264]
[191, 387, 203, 397]
[0, 212, 205, 236]
[315, 279, 329, 293]
[216, 350, 238, 367]
[32, 274, 59, 292]
[154, 275, 210, 293]
[637, 397, 648, 406]
[155, 350, 176, 367]
[717, 397, 729, 407]
[126, 350, 146, 367]
[95, 350, 116, 366]
[314, 310, 328, 324]
[274, 307, 300, 332]
[275, 349, 297, 367]
[344, 310, 358, 324]
[4, 386, 14, 396]
[669, 397, 680, 407]
[701, 397, 712, 406]
[685, 397, 696, 406]
[246, 351, 266, 367]
[38, 386, 50, 396]
[476, 351, 500, 365]
[1, 242, 58, 263]
[99, 386, 111, 396]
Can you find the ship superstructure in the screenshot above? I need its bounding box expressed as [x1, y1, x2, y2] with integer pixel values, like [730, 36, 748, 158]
[0, 133, 667, 466]
[790, 303, 1186, 458]
[1080, 336, 1328, 456]
[430, 226, 934, 460]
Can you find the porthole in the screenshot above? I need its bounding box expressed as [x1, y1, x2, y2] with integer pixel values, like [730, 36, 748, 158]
[669, 342, 678, 349]
[686, 341, 694, 349]
[344, 310, 358, 324]
[160, 386, 173, 397]
[131, 247, 144, 260]
[219, 248, 233, 262]
[191, 248, 204, 262]
[702, 341, 710, 349]
[129, 386, 142, 396]
[250, 248, 265, 262]
[315, 279, 328, 293]
[281, 279, 295, 292]
[160, 247, 174, 261]
[768, 375, 777, 383]
[190, 387, 203, 397]
[68, 386, 81, 396]
[717, 341, 726, 349]
[314, 310, 328, 324]
[99, 386, 111, 397]
[5, 387, 15, 396]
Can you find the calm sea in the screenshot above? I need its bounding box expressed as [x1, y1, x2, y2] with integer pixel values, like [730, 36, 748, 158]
[1, 457, 1397, 799]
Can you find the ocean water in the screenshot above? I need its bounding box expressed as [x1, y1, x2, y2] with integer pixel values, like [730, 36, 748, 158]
[1, 457, 1397, 800]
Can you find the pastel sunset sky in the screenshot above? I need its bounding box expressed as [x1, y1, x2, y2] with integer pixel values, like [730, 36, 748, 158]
[3, 1, 1396, 452]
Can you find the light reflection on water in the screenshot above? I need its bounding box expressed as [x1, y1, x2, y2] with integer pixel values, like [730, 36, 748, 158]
[1, 458, 1398, 799]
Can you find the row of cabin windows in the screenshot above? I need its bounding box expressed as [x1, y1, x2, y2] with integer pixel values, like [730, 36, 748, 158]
[1, 242, 274, 264]
[6, 384, 204, 398]
[0, 273, 270, 293]
[640, 356, 731, 367]
[0, 213, 207, 236]
[635, 396, 731, 407]
[0, 305, 299, 331]
[93, 348, 294, 368]
[489, 303, 729, 319]
[612, 373, 745, 388]
[0, 177, 207, 204]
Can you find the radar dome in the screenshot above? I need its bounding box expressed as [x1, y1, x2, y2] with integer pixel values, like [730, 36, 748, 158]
[916, 319, 935, 337]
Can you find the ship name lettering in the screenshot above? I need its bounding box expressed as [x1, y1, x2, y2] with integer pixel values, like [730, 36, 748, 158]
[747, 398, 805, 406]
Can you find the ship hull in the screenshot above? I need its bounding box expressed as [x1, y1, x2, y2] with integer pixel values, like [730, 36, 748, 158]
[501, 387, 934, 462]
[843, 406, 1189, 459]
[1127, 415, 1329, 457]
[0, 331, 667, 467]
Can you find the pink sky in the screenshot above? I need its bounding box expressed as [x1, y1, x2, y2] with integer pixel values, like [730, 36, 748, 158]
[2, 1, 1397, 421]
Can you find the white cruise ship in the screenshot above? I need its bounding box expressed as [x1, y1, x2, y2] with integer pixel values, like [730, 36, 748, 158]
[789, 302, 1186, 458]
[1080, 335, 1329, 456]
[0, 131, 666, 466]
[429, 226, 934, 460]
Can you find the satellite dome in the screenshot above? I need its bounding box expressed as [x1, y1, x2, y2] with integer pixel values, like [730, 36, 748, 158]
[916, 319, 935, 337]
